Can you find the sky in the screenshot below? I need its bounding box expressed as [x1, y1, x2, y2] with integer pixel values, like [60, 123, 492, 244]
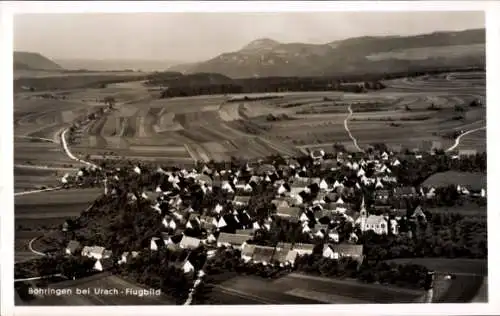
[14, 11, 485, 62]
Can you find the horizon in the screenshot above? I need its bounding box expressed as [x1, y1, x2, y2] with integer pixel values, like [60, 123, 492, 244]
[14, 11, 484, 63]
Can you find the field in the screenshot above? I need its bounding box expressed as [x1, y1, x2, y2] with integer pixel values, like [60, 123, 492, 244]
[15, 188, 102, 263]
[207, 273, 423, 304]
[18, 273, 176, 305]
[386, 258, 487, 303]
[423, 171, 486, 191]
[14, 71, 486, 169]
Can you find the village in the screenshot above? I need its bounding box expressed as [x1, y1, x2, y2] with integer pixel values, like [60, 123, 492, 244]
[20, 143, 480, 302]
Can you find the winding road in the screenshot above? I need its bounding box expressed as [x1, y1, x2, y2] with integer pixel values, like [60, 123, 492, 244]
[14, 128, 99, 196]
[445, 126, 486, 152]
[15, 135, 58, 144]
[344, 104, 364, 152]
[28, 236, 47, 257]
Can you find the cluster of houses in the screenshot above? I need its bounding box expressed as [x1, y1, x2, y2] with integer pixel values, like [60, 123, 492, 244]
[62, 147, 486, 276]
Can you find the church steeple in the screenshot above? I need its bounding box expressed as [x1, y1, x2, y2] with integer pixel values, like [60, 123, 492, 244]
[360, 195, 367, 216]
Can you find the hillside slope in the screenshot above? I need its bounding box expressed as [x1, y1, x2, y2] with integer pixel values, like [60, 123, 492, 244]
[170, 29, 485, 78]
[13, 52, 63, 71]
[55, 58, 182, 72]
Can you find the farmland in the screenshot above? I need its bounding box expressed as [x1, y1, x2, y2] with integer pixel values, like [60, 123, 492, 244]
[386, 258, 488, 303]
[423, 171, 486, 191]
[15, 188, 102, 263]
[206, 273, 423, 304]
[14, 71, 485, 172]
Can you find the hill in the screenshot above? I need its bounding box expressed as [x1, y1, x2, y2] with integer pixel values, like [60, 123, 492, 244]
[13, 52, 63, 71]
[55, 58, 183, 72]
[169, 29, 485, 78]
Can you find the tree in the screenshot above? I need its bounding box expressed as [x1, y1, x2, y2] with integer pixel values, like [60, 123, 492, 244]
[454, 104, 466, 112]
[104, 96, 116, 108]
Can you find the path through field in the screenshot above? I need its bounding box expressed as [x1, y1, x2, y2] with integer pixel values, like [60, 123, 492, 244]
[28, 236, 47, 257]
[446, 126, 486, 152]
[14, 128, 98, 196]
[344, 104, 364, 152]
[14, 186, 63, 197]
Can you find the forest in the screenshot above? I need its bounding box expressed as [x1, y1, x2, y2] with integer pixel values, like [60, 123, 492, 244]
[156, 67, 483, 98]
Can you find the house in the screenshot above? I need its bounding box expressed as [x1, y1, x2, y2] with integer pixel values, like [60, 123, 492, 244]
[195, 174, 212, 187]
[256, 164, 276, 176]
[285, 250, 299, 265]
[118, 251, 140, 265]
[318, 179, 329, 191]
[241, 244, 256, 262]
[81, 246, 109, 260]
[328, 230, 340, 242]
[322, 244, 340, 259]
[287, 158, 300, 168]
[389, 219, 399, 235]
[275, 206, 301, 220]
[287, 194, 304, 206]
[217, 232, 251, 248]
[290, 184, 307, 197]
[391, 159, 401, 167]
[213, 203, 224, 214]
[202, 232, 216, 244]
[431, 141, 443, 153]
[411, 206, 427, 222]
[163, 217, 177, 230]
[93, 257, 114, 272]
[235, 229, 254, 236]
[459, 149, 477, 157]
[321, 159, 338, 171]
[312, 225, 328, 239]
[292, 243, 315, 256]
[271, 198, 290, 209]
[178, 259, 195, 274]
[179, 235, 202, 249]
[362, 215, 388, 235]
[234, 179, 247, 190]
[65, 240, 81, 255]
[394, 187, 417, 198]
[323, 244, 364, 264]
[252, 245, 276, 264]
[233, 195, 251, 206]
[150, 237, 165, 251]
[200, 215, 217, 230]
[310, 149, 325, 160]
[273, 244, 294, 264]
[221, 181, 234, 192]
[216, 216, 228, 229]
[357, 168, 366, 177]
[374, 189, 391, 203]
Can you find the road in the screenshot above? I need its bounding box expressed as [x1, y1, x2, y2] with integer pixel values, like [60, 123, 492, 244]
[344, 104, 364, 152]
[15, 135, 59, 144]
[14, 128, 98, 196]
[14, 186, 63, 197]
[61, 129, 99, 169]
[15, 274, 62, 283]
[28, 236, 47, 257]
[446, 126, 486, 152]
[15, 164, 79, 172]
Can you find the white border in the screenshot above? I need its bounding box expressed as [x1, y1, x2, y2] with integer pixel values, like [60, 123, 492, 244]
[1, 1, 499, 316]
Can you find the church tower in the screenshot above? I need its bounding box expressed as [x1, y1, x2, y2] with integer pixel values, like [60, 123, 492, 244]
[359, 195, 368, 232]
[103, 177, 108, 195]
